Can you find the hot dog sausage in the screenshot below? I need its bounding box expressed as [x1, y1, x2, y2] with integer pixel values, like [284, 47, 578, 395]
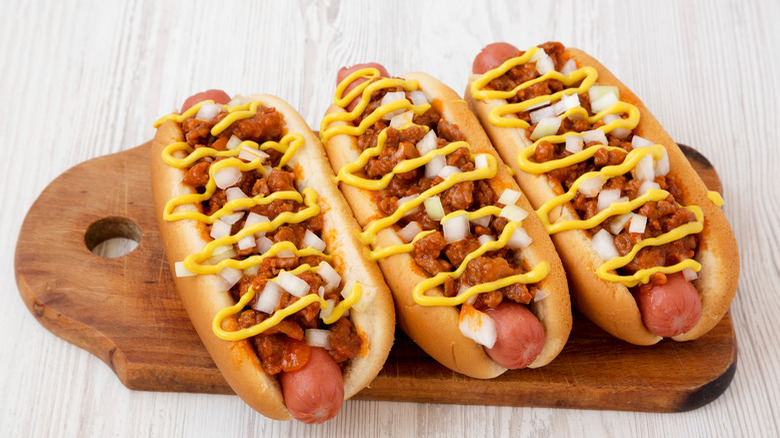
[180, 89, 231, 113]
[484, 301, 545, 369]
[472, 42, 520, 74]
[636, 273, 702, 338]
[336, 63, 390, 111]
[279, 347, 345, 424]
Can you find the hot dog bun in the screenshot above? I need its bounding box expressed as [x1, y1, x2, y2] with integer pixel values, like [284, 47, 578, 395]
[321, 69, 571, 378]
[465, 43, 738, 345]
[151, 93, 394, 421]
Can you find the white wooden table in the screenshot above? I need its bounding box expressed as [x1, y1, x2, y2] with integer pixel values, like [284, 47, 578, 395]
[3, 0, 778, 436]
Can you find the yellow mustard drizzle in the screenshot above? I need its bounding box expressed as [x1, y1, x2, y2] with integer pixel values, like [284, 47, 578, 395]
[708, 190, 724, 207]
[158, 98, 362, 341]
[319, 67, 549, 307]
[471, 45, 712, 287]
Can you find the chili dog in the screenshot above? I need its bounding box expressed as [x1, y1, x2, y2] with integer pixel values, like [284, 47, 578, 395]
[320, 65, 571, 378]
[151, 91, 394, 422]
[465, 42, 739, 345]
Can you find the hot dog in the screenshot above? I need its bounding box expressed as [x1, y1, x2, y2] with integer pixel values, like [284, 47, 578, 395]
[151, 92, 395, 422]
[465, 42, 739, 345]
[320, 64, 571, 378]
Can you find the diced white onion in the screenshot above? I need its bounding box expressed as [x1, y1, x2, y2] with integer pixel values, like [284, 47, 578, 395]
[592, 229, 619, 261]
[607, 213, 633, 234]
[380, 91, 407, 120]
[525, 98, 551, 112]
[255, 236, 273, 254]
[390, 110, 414, 129]
[507, 227, 533, 249]
[591, 92, 619, 114]
[578, 175, 605, 198]
[239, 145, 270, 163]
[220, 211, 245, 225]
[244, 212, 270, 237]
[319, 298, 337, 320]
[438, 165, 462, 180]
[639, 181, 661, 196]
[442, 213, 470, 242]
[303, 229, 327, 252]
[227, 96, 251, 107]
[457, 285, 478, 306]
[174, 261, 197, 277]
[416, 130, 438, 155]
[474, 154, 489, 169]
[629, 214, 648, 234]
[207, 244, 236, 265]
[560, 59, 577, 76]
[210, 219, 232, 240]
[597, 189, 622, 212]
[226, 135, 243, 150]
[682, 268, 699, 282]
[500, 205, 528, 222]
[477, 234, 496, 246]
[305, 329, 332, 349]
[588, 85, 619, 104]
[276, 249, 296, 258]
[470, 215, 492, 228]
[214, 166, 242, 189]
[195, 102, 221, 122]
[458, 307, 497, 348]
[263, 164, 273, 177]
[530, 117, 562, 140]
[529, 47, 546, 62]
[497, 188, 521, 206]
[632, 154, 656, 182]
[565, 134, 584, 154]
[317, 261, 341, 292]
[243, 264, 259, 277]
[534, 288, 549, 302]
[601, 114, 631, 139]
[409, 90, 428, 106]
[254, 282, 283, 314]
[631, 135, 655, 148]
[398, 221, 423, 243]
[218, 267, 243, 289]
[226, 187, 249, 203]
[559, 92, 581, 112]
[276, 271, 310, 298]
[397, 194, 421, 217]
[425, 154, 446, 179]
[535, 54, 555, 75]
[530, 105, 556, 124]
[237, 234, 256, 250]
[655, 150, 670, 176]
[424, 196, 445, 221]
[583, 129, 608, 145]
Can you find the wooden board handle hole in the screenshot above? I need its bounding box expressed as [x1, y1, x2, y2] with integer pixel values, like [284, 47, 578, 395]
[84, 216, 141, 258]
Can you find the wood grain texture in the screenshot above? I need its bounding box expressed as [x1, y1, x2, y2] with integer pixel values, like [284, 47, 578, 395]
[3, 0, 779, 436]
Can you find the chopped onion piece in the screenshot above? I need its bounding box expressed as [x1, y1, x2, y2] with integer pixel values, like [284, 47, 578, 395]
[597, 189, 622, 212]
[255, 236, 273, 254]
[582, 129, 608, 145]
[535, 54, 555, 75]
[629, 214, 648, 234]
[398, 221, 423, 243]
[244, 212, 270, 237]
[525, 98, 551, 112]
[591, 92, 619, 113]
[319, 298, 337, 320]
[639, 181, 661, 196]
[578, 175, 605, 197]
[397, 194, 421, 217]
[220, 211, 245, 225]
[317, 261, 341, 292]
[390, 110, 414, 129]
[530, 117, 562, 140]
[276, 271, 310, 298]
[214, 166, 242, 189]
[458, 306, 497, 348]
[500, 205, 528, 222]
[237, 235, 256, 250]
[457, 285, 478, 306]
[442, 213, 470, 242]
[317, 286, 325, 298]
[438, 165, 461, 180]
[655, 150, 670, 176]
[529, 47, 545, 62]
[592, 229, 619, 261]
[210, 219, 232, 240]
[424, 196, 445, 221]
[682, 268, 699, 282]
[588, 85, 619, 104]
[416, 130, 438, 155]
[534, 288, 549, 302]
[254, 282, 282, 314]
[425, 154, 446, 179]
[560, 59, 577, 76]
[507, 227, 532, 249]
[344, 281, 377, 312]
[470, 215, 491, 228]
[303, 229, 327, 252]
[305, 329, 331, 349]
[243, 264, 259, 277]
[565, 134, 584, 154]
[474, 154, 489, 169]
[530, 105, 556, 124]
[239, 145, 270, 163]
[227, 96, 250, 106]
[559, 93, 581, 112]
[632, 154, 656, 182]
[226, 187, 249, 203]
[409, 90, 428, 106]
[174, 261, 197, 277]
[207, 244, 236, 265]
[631, 135, 654, 148]
[478, 234, 496, 246]
[262, 164, 273, 177]
[226, 135, 242, 150]
[380, 91, 407, 120]
[602, 114, 631, 139]
[195, 102, 221, 122]
[607, 213, 633, 234]
[276, 249, 295, 259]
[218, 267, 243, 289]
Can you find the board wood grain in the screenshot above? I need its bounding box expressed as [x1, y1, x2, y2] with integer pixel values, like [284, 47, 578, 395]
[14, 142, 735, 412]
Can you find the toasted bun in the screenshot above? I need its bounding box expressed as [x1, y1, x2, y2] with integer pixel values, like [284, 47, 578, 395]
[465, 46, 739, 345]
[322, 72, 571, 378]
[151, 94, 394, 420]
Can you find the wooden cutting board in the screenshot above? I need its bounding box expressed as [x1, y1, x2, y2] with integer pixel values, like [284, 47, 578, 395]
[14, 142, 736, 412]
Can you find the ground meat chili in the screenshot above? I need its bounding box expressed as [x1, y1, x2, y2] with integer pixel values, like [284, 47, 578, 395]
[357, 90, 538, 312]
[178, 104, 362, 374]
[485, 42, 699, 294]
